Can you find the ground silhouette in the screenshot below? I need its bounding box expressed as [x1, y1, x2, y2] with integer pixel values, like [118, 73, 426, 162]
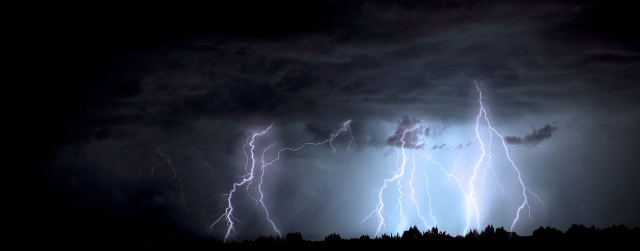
[20, 223, 640, 250]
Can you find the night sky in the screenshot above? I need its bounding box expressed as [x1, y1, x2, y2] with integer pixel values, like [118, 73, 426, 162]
[16, 0, 640, 245]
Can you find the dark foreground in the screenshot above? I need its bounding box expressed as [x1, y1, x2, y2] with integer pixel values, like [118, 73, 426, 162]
[20, 224, 640, 250]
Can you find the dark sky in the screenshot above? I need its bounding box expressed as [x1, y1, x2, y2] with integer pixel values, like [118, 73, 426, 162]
[16, 0, 640, 245]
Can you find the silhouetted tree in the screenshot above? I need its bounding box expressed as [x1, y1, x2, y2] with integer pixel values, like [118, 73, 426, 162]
[359, 234, 371, 240]
[494, 226, 511, 240]
[380, 233, 393, 241]
[420, 225, 452, 242]
[479, 224, 495, 240]
[324, 233, 342, 242]
[465, 228, 479, 240]
[601, 224, 631, 241]
[401, 225, 422, 240]
[565, 224, 598, 241]
[285, 232, 303, 243]
[532, 226, 563, 241]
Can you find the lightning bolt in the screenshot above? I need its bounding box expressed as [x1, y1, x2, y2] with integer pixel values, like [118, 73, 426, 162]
[363, 81, 543, 237]
[409, 144, 435, 231]
[207, 120, 353, 242]
[362, 121, 433, 236]
[152, 82, 544, 241]
[474, 81, 531, 233]
[152, 147, 211, 216]
[420, 151, 476, 233]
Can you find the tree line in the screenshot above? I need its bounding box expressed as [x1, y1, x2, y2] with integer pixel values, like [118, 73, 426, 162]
[28, 223, 639, 249]
[224, 224, 638, 249]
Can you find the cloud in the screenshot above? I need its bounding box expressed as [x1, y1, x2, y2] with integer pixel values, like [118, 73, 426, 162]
[386, 115, 424, 149]
[304, 122, 333, 142]
[431, 143, 448, 150]
[505, 124, 558, 146]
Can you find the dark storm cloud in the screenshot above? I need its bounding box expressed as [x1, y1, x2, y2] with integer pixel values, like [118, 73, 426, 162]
[182, 80, 285, 115]
[32, 0, 640, 150]
[505, 124, 558, 146]
[386, 115, 424, 149]
[304, 123, 334, 142]
[83, 0, 620, 130]
[20, 0, 640, 245]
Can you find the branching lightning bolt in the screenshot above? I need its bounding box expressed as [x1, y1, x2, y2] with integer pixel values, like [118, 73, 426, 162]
[152, 147, 210, 216]
[151, 82, 545, 241]
[151, 120, 352, 242]
[474, 81, 531, 233]
[208, 120, 353, 242]
[363, 82, 543, 237]
[362, 122, 433, 236]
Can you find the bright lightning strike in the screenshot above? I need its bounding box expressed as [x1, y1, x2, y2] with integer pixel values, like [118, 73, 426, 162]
[362, 81, 544, 237]
[170, 120, 353, 242]
[152, 82, 544, 241]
